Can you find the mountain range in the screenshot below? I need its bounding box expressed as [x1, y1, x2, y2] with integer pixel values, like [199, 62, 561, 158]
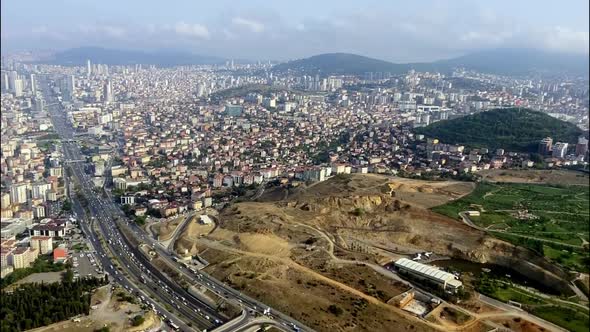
[40, 47, 225, 67]
[40, 47, 588, 76]
[271, 49, 589, 76]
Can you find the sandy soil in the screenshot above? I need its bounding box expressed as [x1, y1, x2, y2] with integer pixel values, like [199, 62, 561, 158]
[152, 216, 183, 241]
[29, 285, 160, 332]
[479, 169, 589, 186]
[192, 174, 542, 331]
[489, 317, 548, 332]
[238, 233, 292, 257]
[287, 174, 475, 209]
[205, 255, 436, 332]
[10, 272, 63, 288]
[174, 218, 215, 256]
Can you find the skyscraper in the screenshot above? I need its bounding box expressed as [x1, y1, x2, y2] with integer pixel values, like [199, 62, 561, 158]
[63, 75, 75, 101]
[87, 59, 92, 77]
[34, 97, 45, 112]
[104, 80, 114, 103]
[29, 73, 36, 94]
[8, 70, 17, 91]
[0, 71, 8, 92]
[13, 79, 24, 97]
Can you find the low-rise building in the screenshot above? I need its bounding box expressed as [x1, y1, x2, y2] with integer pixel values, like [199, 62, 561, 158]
[30, 223, 66, 237]
[53, 247, 68, 263]
[394, 258, 463, 293]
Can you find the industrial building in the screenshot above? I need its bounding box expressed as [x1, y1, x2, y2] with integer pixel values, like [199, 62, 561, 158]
[394, 258, 463, 293]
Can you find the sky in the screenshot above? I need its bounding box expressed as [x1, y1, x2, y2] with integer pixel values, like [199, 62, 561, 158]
[1, 0, 588, 62]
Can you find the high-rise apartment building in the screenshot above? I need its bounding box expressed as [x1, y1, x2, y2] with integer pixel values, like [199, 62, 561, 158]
[552, 142, 568, 159]
[104, 80, 113, 103]
[575, 137, 589, 157]
[29, 73, 36, 94]
[13, 78, 24, 97]
[538, 137, 553, 155]
[9, 183, 29, 204]
[87, 59, 92, 77]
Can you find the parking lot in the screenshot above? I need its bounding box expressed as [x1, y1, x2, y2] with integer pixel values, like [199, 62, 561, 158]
[70, 250, 102, 279]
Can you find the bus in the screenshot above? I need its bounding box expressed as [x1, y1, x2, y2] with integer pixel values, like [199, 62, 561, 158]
[168, 321, 180, 331]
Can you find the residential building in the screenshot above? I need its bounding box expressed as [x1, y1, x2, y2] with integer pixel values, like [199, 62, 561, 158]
[30, 236, 53, 255]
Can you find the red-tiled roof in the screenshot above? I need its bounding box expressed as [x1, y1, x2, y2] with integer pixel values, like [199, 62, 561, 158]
[53, 248, 67, 259]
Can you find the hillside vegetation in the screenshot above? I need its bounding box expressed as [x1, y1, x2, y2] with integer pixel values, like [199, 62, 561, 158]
[271, 53, 413, 75]
[415, 108, 584, 152]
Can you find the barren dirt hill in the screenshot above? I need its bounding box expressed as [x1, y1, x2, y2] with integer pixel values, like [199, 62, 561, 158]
[288, 174, 475, 208]
[193, 174, 572, 331]
[479, 169, 589, 186]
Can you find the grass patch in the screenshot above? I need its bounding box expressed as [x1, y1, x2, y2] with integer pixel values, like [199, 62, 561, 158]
[543, 245, 590, 273]
[531, 306, 589, 332]
[71, 243, 89, 252]
[476, 274, 589, 332]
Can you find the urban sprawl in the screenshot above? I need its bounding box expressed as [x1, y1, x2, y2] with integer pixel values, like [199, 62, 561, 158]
[1, 58, 588, 279]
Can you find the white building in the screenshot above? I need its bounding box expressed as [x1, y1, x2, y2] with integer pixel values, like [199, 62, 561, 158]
[10, 183, 29, 205]
[120, 196, 135, 205]
[199, 215, 213, 225]
[394, 258, 463, 293]
[552, 142, 568, 159]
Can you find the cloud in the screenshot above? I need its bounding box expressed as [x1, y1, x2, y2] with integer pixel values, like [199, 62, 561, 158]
[31, 26, 48, 34]
[538, 26, 589, 53]
[173, 22, 210, 39]
[2, 2, 588, 61]
[78, 24, 127, 39]
[27, 25, 68, 41]
[232, 17, 265, 33]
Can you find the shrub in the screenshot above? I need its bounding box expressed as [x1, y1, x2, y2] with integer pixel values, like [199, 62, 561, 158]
[328, 304, 344, 316]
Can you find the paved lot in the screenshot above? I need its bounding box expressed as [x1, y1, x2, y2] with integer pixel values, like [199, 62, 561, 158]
[12, 272, 64, 286]
[72, 251, 102, 278]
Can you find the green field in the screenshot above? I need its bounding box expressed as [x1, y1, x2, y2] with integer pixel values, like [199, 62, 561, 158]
[432, 182, 590, 272]
[476, 274, 589, 332]
[531, 306, 589, 332]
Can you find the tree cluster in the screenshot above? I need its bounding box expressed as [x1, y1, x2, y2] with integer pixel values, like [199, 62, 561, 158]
[0, 275, 108, 331]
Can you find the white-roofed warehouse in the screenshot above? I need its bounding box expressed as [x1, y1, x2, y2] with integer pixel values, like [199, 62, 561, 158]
[394, 258, 463, 293]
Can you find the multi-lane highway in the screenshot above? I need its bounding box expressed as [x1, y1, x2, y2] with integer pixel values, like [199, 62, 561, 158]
[41, 76, 313, 332]
[43, 80, 225, 332]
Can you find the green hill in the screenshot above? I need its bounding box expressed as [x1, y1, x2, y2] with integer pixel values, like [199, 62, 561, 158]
[271, 53, 409, 75]
[414, 108, 584, 152]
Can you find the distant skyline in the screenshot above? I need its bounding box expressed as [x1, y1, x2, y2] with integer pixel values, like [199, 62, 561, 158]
[1, 0, 588, 62]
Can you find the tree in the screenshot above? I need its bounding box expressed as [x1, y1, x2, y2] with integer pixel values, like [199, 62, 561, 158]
[63, 268, 74, 283]
[131, 315, 145, 326]
[1, 275, 107, 331]
[352, 208, 365, 216]
[134, 216, 146, 225]
[62, 200, 72, 212]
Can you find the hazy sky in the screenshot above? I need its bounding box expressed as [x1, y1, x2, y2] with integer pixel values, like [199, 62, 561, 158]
[1, 0, 588, 62]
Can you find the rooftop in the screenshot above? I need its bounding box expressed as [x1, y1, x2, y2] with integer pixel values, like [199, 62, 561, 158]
[394, 258, 457, 284]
